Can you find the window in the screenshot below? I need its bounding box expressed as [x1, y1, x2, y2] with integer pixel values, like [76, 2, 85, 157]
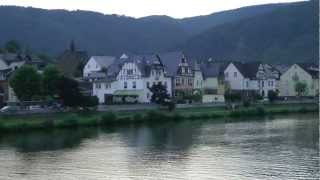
[124, 82, 127, 89]
[181, 67, 185, 73]
[127, 69, 133, 75]
[164, 81, 167, 87]
[147, 82, 150, 88]
[182, 78, 185, 85]
[262, 81, 264, 88]
[105, 83, 108, 89]
[225, 72, 229, 78]
[147, 93, 150, 99]
[133, 81, 136, 89]
[234, 72, 237, 78]
[188, 78, 193, 86]
[246, 81, 249, 88]
[176, 78, 180, 86]
[96, 83, 101, 89]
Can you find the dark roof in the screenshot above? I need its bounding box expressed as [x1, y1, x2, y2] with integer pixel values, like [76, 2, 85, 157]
[200, 61, 227, 79]
[156, 51, 193, 76]
[91, 56, 116, 69]
[231, 61, 261, 79]
[298, 63, 319, 79]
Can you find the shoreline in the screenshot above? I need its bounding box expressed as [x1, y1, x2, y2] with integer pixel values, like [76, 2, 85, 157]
[0, 103, 318, 132]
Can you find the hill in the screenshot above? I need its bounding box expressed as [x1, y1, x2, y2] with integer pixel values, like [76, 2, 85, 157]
[0, 1, 317, 64]
[180, 1, 318, 63]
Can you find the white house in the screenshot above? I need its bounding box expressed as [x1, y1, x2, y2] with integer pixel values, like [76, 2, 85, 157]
[83, 56, 116, 78]
[92, 54, 172, 104]
[224, 62, 280, 97]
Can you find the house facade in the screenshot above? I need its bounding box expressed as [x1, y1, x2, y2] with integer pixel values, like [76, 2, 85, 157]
[224, 62, 280, 97]
[92, 54, 172, 104]
[279, 63, 319, 97]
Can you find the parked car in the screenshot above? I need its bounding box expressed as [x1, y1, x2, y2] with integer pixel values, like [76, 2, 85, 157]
[28, 105, 42, 110]
[0, 106, 20, 113]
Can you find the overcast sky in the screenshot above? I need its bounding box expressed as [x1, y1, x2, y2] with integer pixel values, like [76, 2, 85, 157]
[1, 0, 304, 18]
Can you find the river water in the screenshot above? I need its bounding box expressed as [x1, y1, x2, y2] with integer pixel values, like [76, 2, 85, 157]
[0, 114, 318, 180]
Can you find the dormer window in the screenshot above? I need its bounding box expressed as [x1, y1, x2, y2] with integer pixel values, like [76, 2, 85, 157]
[234, 72, 237, 78]
[127, 69, 133, 75]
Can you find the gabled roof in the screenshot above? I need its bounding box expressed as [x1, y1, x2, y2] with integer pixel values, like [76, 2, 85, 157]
[200, 61, 227, 79]
[91, 56, 116, 69]
[230, 61, 261, 79]
[297, 63, 319, 79]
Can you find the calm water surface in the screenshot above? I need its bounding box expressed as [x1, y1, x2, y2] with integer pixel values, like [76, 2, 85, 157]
[0, 114, 318, 180]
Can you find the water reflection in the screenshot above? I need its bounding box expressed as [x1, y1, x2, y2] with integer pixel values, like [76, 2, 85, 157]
[0, 128, 99, 152]
[0, 114, 318, 180]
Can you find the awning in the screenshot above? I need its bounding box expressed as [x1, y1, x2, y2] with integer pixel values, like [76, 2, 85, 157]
[113, 90, 143, 97]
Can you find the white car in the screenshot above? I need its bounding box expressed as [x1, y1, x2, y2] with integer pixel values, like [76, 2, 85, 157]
[0, 106, 20, 113]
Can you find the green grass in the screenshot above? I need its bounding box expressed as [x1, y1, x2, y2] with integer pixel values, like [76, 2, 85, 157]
[0, 103, 318, 132]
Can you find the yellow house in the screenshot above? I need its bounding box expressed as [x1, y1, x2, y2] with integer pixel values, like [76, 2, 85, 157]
[280, 63, 319, 97]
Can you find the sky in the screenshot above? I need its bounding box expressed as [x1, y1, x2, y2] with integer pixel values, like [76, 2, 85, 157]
[1, 0, 304, 18]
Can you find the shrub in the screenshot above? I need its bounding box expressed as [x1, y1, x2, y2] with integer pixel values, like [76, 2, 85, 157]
[145, 110, 168, 122]
[243, 100, 251, 107]
[298, 107, 308, 113]
[61, 114, 79, 127]
[268, 90, 278, 103]
[172, 113, 183, 121]
[188, 114, 198, 120]
[256, 107, 266, 116]
[211, 113, 222, 119]
[167, 101, 176, 112]
[133, 113, 143, 122]
[199, 113, 210, 119]
[101, 111, 117, 124]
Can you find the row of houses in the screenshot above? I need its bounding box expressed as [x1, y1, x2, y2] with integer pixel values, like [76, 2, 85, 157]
[83, 51, 319, 104]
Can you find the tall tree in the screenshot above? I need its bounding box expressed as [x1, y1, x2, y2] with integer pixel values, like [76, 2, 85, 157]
[57, 76, 82, 107]
[148, 83, 170, 105]
[43, 65, 61, 98]
[5, 40, 21, 53]
[9, 65, 42, 101]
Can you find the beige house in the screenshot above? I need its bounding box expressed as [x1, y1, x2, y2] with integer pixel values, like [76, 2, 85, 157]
[200, 61, 226, 103]
[279, 63, 319, 97]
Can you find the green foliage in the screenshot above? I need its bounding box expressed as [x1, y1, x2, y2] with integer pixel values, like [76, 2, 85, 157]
[80, 96, 99, 109]
[149, 83, 170, 105]
[145, 110, 168, 122]
[242, 99, 251, 107]
[9, 65, 42, 101]
[267, 90, 278, 103]
[57, 76, 82, 107]
[225, 92, 242, 102]
[133, 113, 143, 122]
[43, 65, 61, 97]
[167, 101, 176, 112]
[295, 82, 307, 96]
[101, 111, 117, 124]
[61, 114, 79, 127]
[5, 40, 21, 53]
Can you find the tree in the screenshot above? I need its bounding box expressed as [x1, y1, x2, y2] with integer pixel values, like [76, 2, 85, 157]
[267, 90, 278, 103]
[43, 65, 61, 98]
[5, 40, 21, 53]
[295, 82, 307, 96]
[9, 65, 42, 101]
[148, 83, 170, 105]
[80, 96, 99, 110]
[57, 76, 82, 107]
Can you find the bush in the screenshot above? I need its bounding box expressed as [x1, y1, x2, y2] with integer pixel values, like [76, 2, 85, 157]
[268, 90, 278, 103]
[61, 114, 79, 127]
[101, 111, 117, 124]
[145, 110, 168, 122]
[243, 100, 251, 107]
[256, 107, 266, 116]
[167, 101, 176, 112]
[298, 107, 308, 113]
[171, 113, 183, 121]
[133, 113, 143, 122]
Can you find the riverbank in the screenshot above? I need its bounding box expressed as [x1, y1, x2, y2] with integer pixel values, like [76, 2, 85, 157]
[0, 103, 318, 132]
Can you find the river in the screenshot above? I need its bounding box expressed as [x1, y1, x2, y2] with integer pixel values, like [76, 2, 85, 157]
[0, 114, 318, 180]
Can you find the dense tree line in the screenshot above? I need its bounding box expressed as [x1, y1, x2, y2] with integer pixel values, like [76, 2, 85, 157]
[9, 65, 98, 109]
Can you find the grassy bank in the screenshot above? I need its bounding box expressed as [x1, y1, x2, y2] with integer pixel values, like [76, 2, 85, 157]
[0, 103, 318, 132]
